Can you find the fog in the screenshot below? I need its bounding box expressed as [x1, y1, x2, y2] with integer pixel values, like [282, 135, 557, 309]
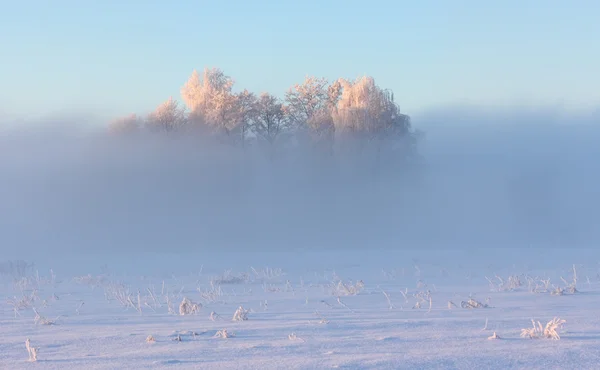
[1, 107, 599, 258]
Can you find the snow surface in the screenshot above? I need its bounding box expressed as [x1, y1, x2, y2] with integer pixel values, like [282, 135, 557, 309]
[2, 248, 600, 369]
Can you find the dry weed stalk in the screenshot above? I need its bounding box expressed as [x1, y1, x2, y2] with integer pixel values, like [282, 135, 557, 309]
[314, 311, 329, 324]
[412, 290, 432, 309]
[210, 311, 223, 321]
[25, 338, 38, 362]
[32, 308, 60, 325]
[382, 290, 394, 309]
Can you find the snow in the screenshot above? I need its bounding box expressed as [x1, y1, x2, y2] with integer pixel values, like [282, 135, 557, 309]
[2, 248, 600, 369]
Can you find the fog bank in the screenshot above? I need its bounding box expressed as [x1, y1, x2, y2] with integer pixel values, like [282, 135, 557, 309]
[1, 108, 599, 257]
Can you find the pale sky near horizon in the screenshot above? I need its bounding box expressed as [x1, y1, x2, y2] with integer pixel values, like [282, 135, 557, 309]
[1, 0, 599, 121]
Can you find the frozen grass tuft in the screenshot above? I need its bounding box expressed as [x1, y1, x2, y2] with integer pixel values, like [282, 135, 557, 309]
[179, 297, 201, 315]
[486, 274, 523, 292]
[232, 306, 249, 321]
[461, 298, 489, 309]
[520, 317, 566, 340]
[214, 329, 233, 339]
[331, 279, 364, 296]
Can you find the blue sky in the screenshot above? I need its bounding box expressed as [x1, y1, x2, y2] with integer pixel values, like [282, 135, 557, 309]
[1, 0, 599, 121]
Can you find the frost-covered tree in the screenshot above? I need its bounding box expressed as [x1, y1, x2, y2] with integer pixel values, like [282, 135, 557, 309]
[108, 113, 141, 135]
[285, 76, 338, 152]
[146, 97, 187, 133]
[181, 68, 244, 141]
[331, 76, 414, 165]
[235, 89, 257, 146]
[251, 93, 288, 146]
[333, 76, 410, 140]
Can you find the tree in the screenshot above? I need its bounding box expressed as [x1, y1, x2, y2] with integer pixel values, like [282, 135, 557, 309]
[333, 76, 410, 138]
[146, 97, 187, 133]
[181, 68, 242, 140]
[285, 76, 336, 150]
[235, 89, 257, 146]
[331, 76, 414, 167]
[108, 114, 141, 135]
[251, 93, 288, 146]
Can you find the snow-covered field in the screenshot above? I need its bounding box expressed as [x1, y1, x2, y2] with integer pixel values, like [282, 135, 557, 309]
[2, 248, 600, 369]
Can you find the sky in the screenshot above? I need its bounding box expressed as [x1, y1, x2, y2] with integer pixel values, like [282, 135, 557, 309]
[1, 0, 599, 122]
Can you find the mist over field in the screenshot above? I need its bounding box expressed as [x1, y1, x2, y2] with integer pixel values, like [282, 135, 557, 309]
[1, 107, 599, 260]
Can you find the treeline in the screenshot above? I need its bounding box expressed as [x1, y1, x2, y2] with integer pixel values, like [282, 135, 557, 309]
[108, 68, 420, 167]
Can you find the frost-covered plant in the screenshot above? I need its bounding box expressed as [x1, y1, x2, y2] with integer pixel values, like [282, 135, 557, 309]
[210, 311, 223, 321]
[487, 332, 501, 340]
[25, 339, 38, 362]
[146, 335, 156, 343]
[526, 276, 552, 293]
[73, 274, 107, 288]
[214, 329, 233, 339]
[520, 318, 566, 340]
[288, 333, 305, 342]
[314, 311, 329, 324]
[7, 294, 34, 317]
[33, 308, 59, 325]
[211, 270, 249, 285]
[198, 282, 224, 304]
[560, 265, 579, 294]
[179, 297, 201, 315]
[331, 279, 364, 296]
[382, 290, 394, 309]
[232, 306, 249, 321]
[486, 274, 522, 292]
[412, 290, 432, 309]
[250, 267, 284, 282]
[460, 298, 489, 309]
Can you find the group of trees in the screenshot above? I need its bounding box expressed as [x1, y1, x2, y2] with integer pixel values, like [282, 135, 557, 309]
[108, 68, 418, 164]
